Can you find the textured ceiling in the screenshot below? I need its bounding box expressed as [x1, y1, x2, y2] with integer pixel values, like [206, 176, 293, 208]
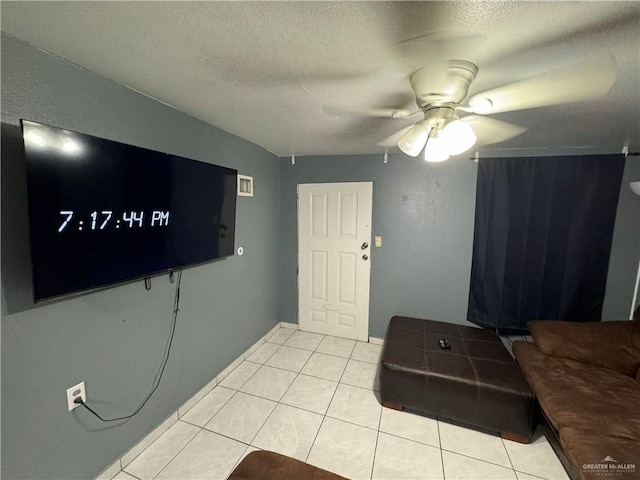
[2, 1, 639, 157]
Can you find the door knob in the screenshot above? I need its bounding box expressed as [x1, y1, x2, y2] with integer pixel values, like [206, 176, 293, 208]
[362, 254, 369, 260]
[361, 242, 369, 250]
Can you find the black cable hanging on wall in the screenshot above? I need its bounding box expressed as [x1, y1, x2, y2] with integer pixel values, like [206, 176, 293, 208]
[76, 269, 183, 422]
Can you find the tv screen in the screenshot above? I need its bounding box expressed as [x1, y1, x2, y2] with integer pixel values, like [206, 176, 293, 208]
[22, 120, 237, 302]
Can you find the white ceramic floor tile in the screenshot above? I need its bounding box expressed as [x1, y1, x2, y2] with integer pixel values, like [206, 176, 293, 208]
[281, 374, 338, 414]
[316, 336, 356, 358]
[124, 420, 200, 480]
[379, 407, 440, 448]
[178, 376, 219, 418]
[373, 432, 444, 480]
[266, 327, 296, 344]
[204, 391, 276, 443]
[515, 472, 552, 480]
[442, 450, 517, 480]
[300, 352, 348, 382]
[96, 460, 120, 480]
[218, 361, 261, 390]
[180, 385, 235, 427]
[240, 365, 297, 401]
[307, 417, 377, 480]
[351, 341, 383, 364]
[111, 472, 137, 480]
[245, 342, 280, 364]
[155, 429, 246, 480]
[326, 383, 382, 430]
[284, 331, 325, 351]
[252, 404, 323, 461]
[265, 345, 312, 372]
[439, 419, 512, 468]
[217, 357, 243, 384]
[121, 413, 178, 467]
[244, 338, 266, 359]
[341, 358, 379, 390]
[232, 446, 261, 471]
[504, 432, 570, 480]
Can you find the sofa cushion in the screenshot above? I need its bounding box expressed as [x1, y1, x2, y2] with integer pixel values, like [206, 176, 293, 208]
[514, 342, 640, 440]
[559, 427, 639, 480]
[528, 320, 640, 377]
[227, 451, 347, 480]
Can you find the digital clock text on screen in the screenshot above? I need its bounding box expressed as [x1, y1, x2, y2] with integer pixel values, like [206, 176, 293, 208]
[57, 210, 170, 232]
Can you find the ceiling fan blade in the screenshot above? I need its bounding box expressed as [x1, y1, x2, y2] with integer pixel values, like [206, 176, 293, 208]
[393, 31, 484, 72]
[467, 54, 617, 114]
[376, 126, 414, 148]
[323, 105, 421, 119]
[461, 115, 527, 146]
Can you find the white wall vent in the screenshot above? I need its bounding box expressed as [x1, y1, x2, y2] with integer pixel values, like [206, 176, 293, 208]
[237, 174, 254, 197]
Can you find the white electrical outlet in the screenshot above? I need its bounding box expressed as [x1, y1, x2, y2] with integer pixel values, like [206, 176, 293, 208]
[66, 381, 86, 411]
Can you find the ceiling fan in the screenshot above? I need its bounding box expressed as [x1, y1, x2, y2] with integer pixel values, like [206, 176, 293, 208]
[333, 53, 618, 162]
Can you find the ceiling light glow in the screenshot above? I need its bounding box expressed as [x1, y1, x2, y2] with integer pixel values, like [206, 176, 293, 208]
[424, 132, 450, 162]
[398, 113, 477, 161]
[441, 120, 477, 155]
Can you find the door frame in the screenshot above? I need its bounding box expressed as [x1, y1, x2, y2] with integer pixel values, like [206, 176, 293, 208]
[296, 181, 373, 341]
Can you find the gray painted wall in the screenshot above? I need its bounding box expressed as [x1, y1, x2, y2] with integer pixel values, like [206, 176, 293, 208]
[279, 152, 640, 338]
[2, 31, 639, 480]
[604, 155, 640, 319]
[1, 35, 281, 480]
[278, 153, 479, 338]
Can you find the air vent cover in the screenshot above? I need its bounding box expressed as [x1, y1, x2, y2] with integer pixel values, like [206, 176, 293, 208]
[237, 174, 253, 197]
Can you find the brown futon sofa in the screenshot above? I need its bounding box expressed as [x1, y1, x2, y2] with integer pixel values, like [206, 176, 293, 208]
[513, 318, 640, 480]
[227, 451, 347, 480]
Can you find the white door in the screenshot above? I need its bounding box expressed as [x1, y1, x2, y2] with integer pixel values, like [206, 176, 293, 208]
[298, 182, 373, 341]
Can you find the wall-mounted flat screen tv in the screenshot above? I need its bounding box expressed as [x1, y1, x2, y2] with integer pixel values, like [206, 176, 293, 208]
[22, 120, 237, 302]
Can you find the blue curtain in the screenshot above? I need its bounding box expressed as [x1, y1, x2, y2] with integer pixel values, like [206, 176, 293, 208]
[467, 154, 625, 333]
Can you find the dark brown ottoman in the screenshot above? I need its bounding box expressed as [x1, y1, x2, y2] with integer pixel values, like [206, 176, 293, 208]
[379, 316, 535, 443]
[227, 450, 348, 480]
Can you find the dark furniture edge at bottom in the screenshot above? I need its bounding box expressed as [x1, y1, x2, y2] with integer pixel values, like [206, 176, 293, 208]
[226, 450, 348, 480]
[381, 399, 532, 444]
[536, 402, 581, 480]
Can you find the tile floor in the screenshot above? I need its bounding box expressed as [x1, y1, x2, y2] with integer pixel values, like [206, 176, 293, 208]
[109, 327, 568, 480]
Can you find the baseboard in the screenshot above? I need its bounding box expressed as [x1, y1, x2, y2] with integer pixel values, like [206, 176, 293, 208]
[280, 321, 299, 330]
[177, 375, 219, 419]
[93, 321, 285, 479]
[95, 321, 379, 479]
[94, 459, 121, 480]
[120, 412, 179, 468]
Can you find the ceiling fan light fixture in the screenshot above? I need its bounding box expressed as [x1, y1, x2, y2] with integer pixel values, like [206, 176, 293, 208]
[441, 119, 477, 155]
[397, 121, 430, 157]
[424, 132, 450, 163]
